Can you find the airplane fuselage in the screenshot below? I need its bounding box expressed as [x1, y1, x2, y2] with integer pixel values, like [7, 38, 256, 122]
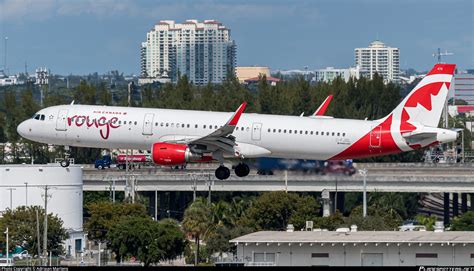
[17, 104, 455, 161]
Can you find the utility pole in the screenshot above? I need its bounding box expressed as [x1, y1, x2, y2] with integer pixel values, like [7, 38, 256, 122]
[190, 174, 197, 202]
[7, 188, 16, 209]
[36, 208, 41, 257]
[207, 174, 212, 205]
[42, 185, 51, 264]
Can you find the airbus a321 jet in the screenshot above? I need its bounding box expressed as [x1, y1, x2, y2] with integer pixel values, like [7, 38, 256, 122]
[17, 64, 458, 180]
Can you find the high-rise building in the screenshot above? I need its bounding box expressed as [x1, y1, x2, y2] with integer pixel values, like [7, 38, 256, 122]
[140, 42, 147, 78]
[142, 19, 236, 85]
[354, 40, 400, 83]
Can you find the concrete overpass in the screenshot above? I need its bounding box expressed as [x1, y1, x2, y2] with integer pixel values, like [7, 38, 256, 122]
[82, 163, 474, 193]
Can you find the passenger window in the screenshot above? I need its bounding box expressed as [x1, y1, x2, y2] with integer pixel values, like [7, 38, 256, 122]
[155, 122, 158, 126]
[204, 125, 207, 129]
[129, 121, 132, 125]
[134, 121, 137, 125]
[315, 131, 318, 135]
[273, 129, 276, 133]
[278, 129, 281, 133]
[337, 132, 340, 136]
[310, 131, 313, 135]
[332, 132, 335, 136]
[326, 132, 329, 136]
[214, 125, 218, 129]
[246, 127, 250, 132]
[166, 123, 169, 127]
[300, 131, 303, 134]
[118, 121, 122, 125]
[343, 133, 346, 137]
[294, 130, 297, 134]
[268, 129, 271, 132]
[187, 124, 190, 128]
[289, 130, 292, 134]
[284, 129, 287, 133]
[160, 123, 164, 127]
[182, 124, 185, 128]
[171, 123, 174, 127]
[195, 124, 198, 128]
[241, 127, 244, 131]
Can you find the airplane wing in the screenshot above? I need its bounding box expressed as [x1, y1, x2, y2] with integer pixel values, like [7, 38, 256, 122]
[187, 102, 247, 155]
[312, 95, 333, 116]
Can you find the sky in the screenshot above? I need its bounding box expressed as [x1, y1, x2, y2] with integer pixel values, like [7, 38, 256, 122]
[0, 0, 472, 75]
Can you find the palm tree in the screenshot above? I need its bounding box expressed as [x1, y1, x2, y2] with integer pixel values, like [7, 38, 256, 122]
[182, 198, 212, 265]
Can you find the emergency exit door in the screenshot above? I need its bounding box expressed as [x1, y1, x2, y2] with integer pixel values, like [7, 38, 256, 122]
[252, 122, 262, 141]
[142, 113, 155, 135]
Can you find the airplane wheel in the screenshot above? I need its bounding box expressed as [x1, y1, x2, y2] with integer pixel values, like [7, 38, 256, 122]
[60, 159, 70, 168]
[215, 166, 230, 180]
[235, 163, 250, 177]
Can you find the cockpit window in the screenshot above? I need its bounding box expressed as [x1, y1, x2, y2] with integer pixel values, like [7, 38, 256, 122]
[32, 114, 45, 121]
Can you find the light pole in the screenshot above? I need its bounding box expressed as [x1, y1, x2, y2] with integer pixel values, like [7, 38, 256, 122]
[25, 182, 29, 206]
[4, 227, 8, 263]
[3, 36, 7, 74]
[358, 169, 368, 217]
[7, 188, 16, 209]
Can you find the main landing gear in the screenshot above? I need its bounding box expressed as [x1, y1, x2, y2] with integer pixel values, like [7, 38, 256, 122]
[215, 165, 231, 180]
[214, 163, 250, 180]
[235, 163, 250, 177]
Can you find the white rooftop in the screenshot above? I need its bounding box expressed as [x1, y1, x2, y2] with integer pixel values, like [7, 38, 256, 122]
[230, 231, 474, 244]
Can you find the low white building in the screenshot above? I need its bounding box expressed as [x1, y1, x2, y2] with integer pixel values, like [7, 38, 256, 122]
[230, 230, 474, 266]
[0, 164, 84, 258]
[314, 66, 365, 83]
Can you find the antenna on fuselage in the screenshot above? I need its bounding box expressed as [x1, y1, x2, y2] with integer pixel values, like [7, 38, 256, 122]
[70, 100, 75, 105]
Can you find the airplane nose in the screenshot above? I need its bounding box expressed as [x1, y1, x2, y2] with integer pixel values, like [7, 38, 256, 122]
[17, 121, 29, 138]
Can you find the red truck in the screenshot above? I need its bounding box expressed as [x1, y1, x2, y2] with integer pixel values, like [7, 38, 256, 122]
[95, 154, 150, 170]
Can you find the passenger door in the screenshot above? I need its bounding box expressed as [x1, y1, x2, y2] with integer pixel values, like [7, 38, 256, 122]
[369, 126, 382, 148]
[142, 113, 154, 135]
[56, 109, 69, 131]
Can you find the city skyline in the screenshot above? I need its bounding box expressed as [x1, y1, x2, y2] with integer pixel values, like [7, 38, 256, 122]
[0, 0, 472, 75]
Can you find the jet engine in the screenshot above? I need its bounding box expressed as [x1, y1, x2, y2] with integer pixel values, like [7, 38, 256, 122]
[151, 142, 210, 166]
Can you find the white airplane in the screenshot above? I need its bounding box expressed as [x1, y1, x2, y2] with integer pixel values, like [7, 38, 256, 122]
[17, 64, 458, 180]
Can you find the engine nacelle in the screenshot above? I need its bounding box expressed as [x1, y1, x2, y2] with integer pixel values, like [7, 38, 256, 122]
[151, 142, 208, 166]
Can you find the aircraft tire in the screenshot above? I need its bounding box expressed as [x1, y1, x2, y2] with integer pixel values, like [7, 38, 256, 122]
[215, 166, 231, 180]
[235, 163, 250, 177]
[60, 159, 70, 168]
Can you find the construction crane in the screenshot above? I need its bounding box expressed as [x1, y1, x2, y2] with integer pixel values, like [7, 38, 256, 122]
[433, 48, 454, 63]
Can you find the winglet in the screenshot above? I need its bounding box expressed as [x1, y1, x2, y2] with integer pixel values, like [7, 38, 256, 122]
[228, 102, 247, 126]
[313, 95, 333, 116]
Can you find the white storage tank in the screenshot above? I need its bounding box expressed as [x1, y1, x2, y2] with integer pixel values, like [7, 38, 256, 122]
[0, 164, 83, 257]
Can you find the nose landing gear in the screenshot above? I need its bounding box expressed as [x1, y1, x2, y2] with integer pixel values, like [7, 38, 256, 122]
[60, 146, 71, 168]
